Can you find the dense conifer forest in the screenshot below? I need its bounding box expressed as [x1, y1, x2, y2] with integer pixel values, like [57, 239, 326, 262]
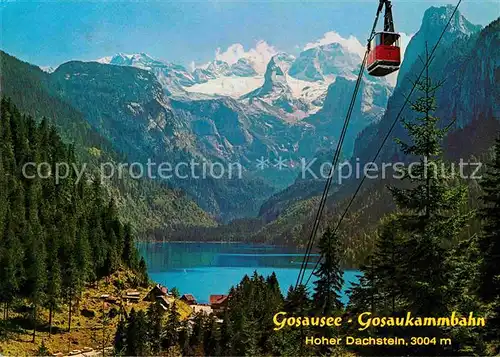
[0, 97, 148, 341]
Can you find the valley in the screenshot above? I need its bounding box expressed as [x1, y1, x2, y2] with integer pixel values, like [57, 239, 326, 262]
[2, 6, 498, 252]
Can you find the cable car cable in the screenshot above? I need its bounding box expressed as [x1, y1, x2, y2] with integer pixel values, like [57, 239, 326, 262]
[302, 0, 463, 287]
[295, 53, 368, 289]
[294, 55, 369, 289]
[295, 0, 388, 289]
[295, 0, 392, 288]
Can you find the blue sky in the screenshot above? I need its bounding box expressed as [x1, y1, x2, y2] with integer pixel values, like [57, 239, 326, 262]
[1, 0, 498, 68]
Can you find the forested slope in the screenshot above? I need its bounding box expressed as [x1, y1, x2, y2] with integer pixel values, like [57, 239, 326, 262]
[0, 97, 148, 338]
[0, 51, 215, 232]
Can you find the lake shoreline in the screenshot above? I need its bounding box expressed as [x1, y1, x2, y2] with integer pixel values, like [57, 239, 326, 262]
[139, 241, 361, 304]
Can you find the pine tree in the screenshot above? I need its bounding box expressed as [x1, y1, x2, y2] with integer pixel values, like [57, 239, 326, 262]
[123, 223, 139, 270]
[114, 318, 127, 356]
[0, 210, 24, 319]
[384, 60, 470, 355]
[25, 224, 47, 341]
[45, 239, 62, 336]
[89, 217, 106, 280]
[179, 321, 193, 356]
[189, 312, 206, 354]
[75, 218, 92, 284]
[124, 309, 138, 356]
[1, 98, 16, 174]
[284, 284, 310, 314]
[138, 257, 149, 287]
[219, 311, 233, 356]
[205, 316, 221, 357]
[312, 227, 344, 315]
[165, 302, 181, 348]
[147, 300, 165, 354]
[63, 245, 82, 332]
[446, 234, 487, 355]
[170, 287, 180, 299]
[478, 136, 500, 349]
[262, 272, 283, 351]
[0, 155, 6, 236]
[240, 314, 259, 357]
[125, 309, 149, 356]
[389, 67, 468, 317]
[371, 215, 405, 314]
[346, 217, 409, 356]
[478, 137, 500, 302]
[103, 230, 119, 277]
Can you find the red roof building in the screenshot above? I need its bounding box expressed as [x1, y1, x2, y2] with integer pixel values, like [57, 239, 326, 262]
[180, 294, 197, 305]
[144, 284, 168, 302]
[209, 294, 228, 312]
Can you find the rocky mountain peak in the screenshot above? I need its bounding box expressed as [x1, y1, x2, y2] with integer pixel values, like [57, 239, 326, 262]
[193, 58, 259, 83]
[421, 5, 482, 36]
[288, 42, 361, 82]
[101, 52, 159, 68]
[262, 53, 294, 88]
[397, 6, 482, 84]
[230, 58, 258, 77]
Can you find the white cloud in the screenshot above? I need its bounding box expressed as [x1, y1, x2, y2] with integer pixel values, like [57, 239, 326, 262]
[304, 31, 366, 59]
[215, 43, 245, 64]
[213, 40, 278, 74]
[197, 31, 414, 86]
[399, 32, 413, 59]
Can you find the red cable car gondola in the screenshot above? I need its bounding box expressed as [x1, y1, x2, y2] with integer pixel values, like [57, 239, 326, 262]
[367, 0, 401, 77]
[367, 31, 401, 76]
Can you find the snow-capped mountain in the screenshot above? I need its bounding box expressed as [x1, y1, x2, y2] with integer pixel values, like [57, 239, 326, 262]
[89, 32, 394, 162]
[192, 58, 258, 83]
[40, 66, 55, 73]
[186, 58, 263, 98]
[98, 53, 196, 95]
[288, 42, 361, 82]
[184, 40, 373, 118]
[238, 41, 394, 120]
[230, 58, 259, 77]
[241, 53, 310, 120]
[91, 28, 396, 150]
[192, 60, 230, 83]
[94, 29, 393, 118]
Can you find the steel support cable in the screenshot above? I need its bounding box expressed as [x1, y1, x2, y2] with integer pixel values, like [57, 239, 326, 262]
[294, 56, 368, 288]
[303, 0, 463, 287]
[295, 55, 368, 288]
[295, 1, 386, 289]
[296, 53, 368, 287]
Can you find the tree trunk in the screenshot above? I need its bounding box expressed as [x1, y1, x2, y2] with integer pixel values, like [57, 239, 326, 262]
[49, 305, 53, 336]
[68, 297, 73, 332]
[32, 302, 37, 342]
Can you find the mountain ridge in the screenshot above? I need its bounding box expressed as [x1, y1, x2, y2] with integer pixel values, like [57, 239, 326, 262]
[0, 50, 216, 231]
[253, 7, 492, 244]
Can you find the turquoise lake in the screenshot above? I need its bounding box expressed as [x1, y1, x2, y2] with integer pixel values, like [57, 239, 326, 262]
[138, 242, 360, 304]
